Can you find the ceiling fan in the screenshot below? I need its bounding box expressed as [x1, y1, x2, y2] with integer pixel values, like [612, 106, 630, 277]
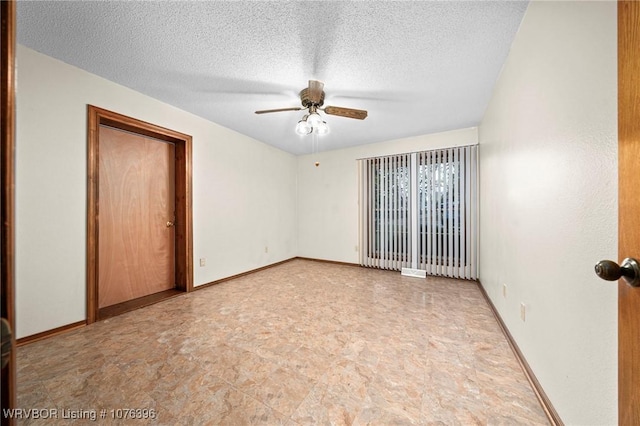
[255, 80, 368, 135]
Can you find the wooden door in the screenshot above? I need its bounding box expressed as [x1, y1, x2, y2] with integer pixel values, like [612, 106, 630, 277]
[618, 1, 640, 424]
[98, 126, 176, 308]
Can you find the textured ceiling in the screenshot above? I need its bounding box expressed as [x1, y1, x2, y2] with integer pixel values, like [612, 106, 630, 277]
[17, 1, 528, 155]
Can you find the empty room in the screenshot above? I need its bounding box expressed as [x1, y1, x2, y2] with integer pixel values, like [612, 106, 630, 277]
[1, 0, 638, 425]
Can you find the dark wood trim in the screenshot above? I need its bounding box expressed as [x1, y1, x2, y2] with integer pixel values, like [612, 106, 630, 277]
[174, 125, 193, 293]
[86, 107, 99, 323]
[18, 257, 359, 351]
[99, 289, 183, 320]
[295, 256, 360, 267]
[24, 259, 296, 344]
[194, 257, 361, 292]
[476, 280, 563, 426]
[16, 321, 86, 347]
[618, 2, 640, 422]
[1, 1, 17, 424]
[194, 258, 297, 291]
[87, 106, 193, 324]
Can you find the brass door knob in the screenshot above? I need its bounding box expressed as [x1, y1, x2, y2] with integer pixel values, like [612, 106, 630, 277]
[166, 221, 174, 227]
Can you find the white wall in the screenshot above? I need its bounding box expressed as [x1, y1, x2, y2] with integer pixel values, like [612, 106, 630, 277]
[15, 45, 297, 338]
[479, 1, 617, 424]
[297, 128, 477, 263]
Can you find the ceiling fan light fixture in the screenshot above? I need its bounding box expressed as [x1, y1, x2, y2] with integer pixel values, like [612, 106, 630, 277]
[295, 117, 312, 135]
[315, 121, 329, 135]
[307, 112, 322, 127]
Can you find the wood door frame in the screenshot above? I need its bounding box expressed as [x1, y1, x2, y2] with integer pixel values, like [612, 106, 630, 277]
[618, 1, 639, 423]
[87, 106, 193, 324]
[1, 0, 17, 423]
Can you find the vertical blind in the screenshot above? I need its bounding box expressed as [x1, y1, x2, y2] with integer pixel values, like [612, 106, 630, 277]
[358, 145, 478, 280]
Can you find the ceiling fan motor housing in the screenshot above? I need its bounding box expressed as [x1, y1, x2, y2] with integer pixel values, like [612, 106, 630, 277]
[255, 80, 367, 120]
[299, 88, 325, 108]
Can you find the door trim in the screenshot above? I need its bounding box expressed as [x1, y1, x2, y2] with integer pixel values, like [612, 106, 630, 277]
[1, 0, 17, 423]
[87, 106, 193, 323]
[618, 1, 640, 422]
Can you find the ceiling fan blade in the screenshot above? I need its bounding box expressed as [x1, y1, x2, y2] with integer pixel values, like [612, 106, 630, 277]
[255, 107, 303, 115]
[308, 80, 325, 104]
[324, 106, 368, 120]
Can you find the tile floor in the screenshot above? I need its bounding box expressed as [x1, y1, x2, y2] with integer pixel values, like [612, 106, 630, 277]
[17, 259, 549, 425]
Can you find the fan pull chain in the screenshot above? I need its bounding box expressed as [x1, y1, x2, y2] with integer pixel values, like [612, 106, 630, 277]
[312, 132, 320, 167]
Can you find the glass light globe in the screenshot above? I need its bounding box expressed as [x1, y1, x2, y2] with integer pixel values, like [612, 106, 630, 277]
[315, 121, 329, 135]
[307, 112, 322, 127]
[295, 119, 311, 135]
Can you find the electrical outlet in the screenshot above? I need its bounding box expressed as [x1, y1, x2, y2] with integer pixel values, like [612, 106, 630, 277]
[355, 245, 358, 252]
[520, 303, 526, 321]
[199, 258, 206, 267]
[503, 284, 507, 298]
[264, 246, 268, 253]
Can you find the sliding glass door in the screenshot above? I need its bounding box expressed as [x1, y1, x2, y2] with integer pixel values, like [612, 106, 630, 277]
[359, 145, 478, 279]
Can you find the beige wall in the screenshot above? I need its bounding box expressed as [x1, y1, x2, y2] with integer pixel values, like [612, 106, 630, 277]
[479, 1, 617, 424]
[15, 45, 298, 338]
[296, 128, 477, 263]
